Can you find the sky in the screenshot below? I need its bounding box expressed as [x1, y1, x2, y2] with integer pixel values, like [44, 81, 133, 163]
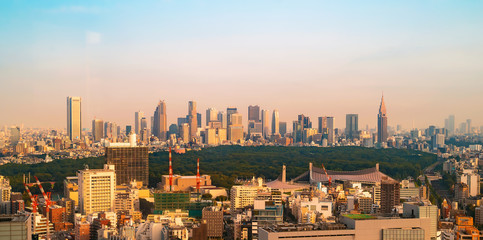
[1, 0, 482, 131]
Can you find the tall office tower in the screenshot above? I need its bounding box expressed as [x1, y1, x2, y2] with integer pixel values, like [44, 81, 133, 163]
[447, 115, 455, 135]
[272, 109, 279, 135]
[261, 110, 270, 138]
[9, 126, 20, 145]
[279, 122, 287, 137]
[106, 144, 149, 186]
[345, 114, 359, 140]
[188, 101, 198, 141]
[377, 95, 388, 143]
[92, 119, 104, 142]
[293, 115, 311, 143]
[318, 117, 328, 134]
[217, 111, 227, 129]
[104, 122, 118, 140]
[150, 116, 154, 133]
[67, 96, 82, 141]
[140, 117, 147, 131]
[197, 113, 202, 128]
[380, 179, 400, 214]
[125, 125, 132, 135]
[466, 119, 472, 134]
[179, 123, 190, 143]
[228, 113, 244, 143]
[326, 117, 335, 144]
[248, 105, 260, 122]
[78, 164, 116, 215]
[206, 108, 218, 126]
[226, 107, 238, 125]
[153, 100, 167, 141]
[459, 122, 467, 135]
[134, 111, 144, 135]
[168, 124, 178, 136]
[298, 114, 312, 128]
[177, 117, 188, 127]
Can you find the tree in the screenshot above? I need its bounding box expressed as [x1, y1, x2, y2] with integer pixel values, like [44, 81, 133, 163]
[202, 193, 213, 200]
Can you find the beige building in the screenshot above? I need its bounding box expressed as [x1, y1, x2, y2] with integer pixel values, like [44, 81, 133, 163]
[259, 215, 432, 240]
[78, 165, 116, 215]
[159, 175, 211, 192]
[63, 176, 79, 206]
[0, 175, 11, 202]
[67, 96, 82, 141]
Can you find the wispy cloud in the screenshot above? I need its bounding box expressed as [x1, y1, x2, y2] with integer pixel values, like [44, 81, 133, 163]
[43, 6, 100, 14]
[86, 31, 102, 45]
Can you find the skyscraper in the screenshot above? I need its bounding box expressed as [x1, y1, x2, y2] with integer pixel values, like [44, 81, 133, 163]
[248, 105, 260, 122]
[446, 115, 455, 135]
[380, 179, 400, 214]
[141, 117, 147, 131]
[279, 122, 287, 137]
[188, 101, 198, 141]
[272, 109, 279, 135]
[226, 107, 238, 126]
[67, 96, 82, 141]
[135, 111, 144, 135]
[261, 110, 270, 138]
[9, 126, 20, 145]
[326, 117, 335, 144]
[318, 117, 328, 134]
[228, 113, 243, 143]
[345, 114, 359, 140]
[78, 164, 116, 215]
[466, 119, 472, 134]
[92, 119, 104, 142]
[217, 111, 227, 129]
[377, 95, 388, 143]
[106, 145, 149, 186]
[153, 100, 167, 141]
[206, 108, 218, 126]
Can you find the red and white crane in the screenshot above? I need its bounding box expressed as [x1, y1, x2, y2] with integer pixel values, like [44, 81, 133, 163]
[321, 163, 332, 187]
[34, 176, 51, 240]
[169, 147, 173, 192]
[23, 183, 38, 213]
[196, 158, 201, 194]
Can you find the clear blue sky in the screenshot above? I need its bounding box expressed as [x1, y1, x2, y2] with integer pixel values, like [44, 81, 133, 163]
[1, 0, 482, 130]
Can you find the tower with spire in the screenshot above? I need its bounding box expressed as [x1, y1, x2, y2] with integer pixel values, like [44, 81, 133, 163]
[377, 94, 388, 143]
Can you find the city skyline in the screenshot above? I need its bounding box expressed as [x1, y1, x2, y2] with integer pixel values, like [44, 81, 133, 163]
[1, 1, 483, 129]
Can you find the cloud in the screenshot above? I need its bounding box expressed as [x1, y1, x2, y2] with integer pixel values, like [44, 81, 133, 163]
[86, 31, 102, 45]
[44, 6, 100, 14]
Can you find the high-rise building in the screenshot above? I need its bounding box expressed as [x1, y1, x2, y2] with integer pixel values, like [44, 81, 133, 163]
[380, 179, 400, 214]
[279, 122, 287, 137]
[228, 113, 243, 143]
[141, 117, 147, 131]
[326, 117, 335, 144]
[67, 96, 82, 141]
[445, 115, 455, 135]
[9, 126, 20, 145]
[188, 101, 197, 141]
[202, 207, 224, 238]
[135, 111, 144, 135]
[377, 95, 388, 143]
[197, 113, 202, 128]
[293, 115, 311, 143]
[179, 123, 190, 143]
[217, 111, 227, 129]
[78, 165, 116, 215]
[106, 144, 149, 186]
[318, 117, 327, 134]
[104, 122, 118, 140]
[227, 107, 238, 126]
[403, 202, 438, 239]
[272, 110, 279, 135]
[92, 119, 104, 142]
[345, 114, 359, 140]
[206, 108, 218, 126]
[153, 101, 167, 141]
[125, 125, 132, 135]
[261, 110, 270, 138]
[248, 105, 260, 122]
[466, 119, 472, 134]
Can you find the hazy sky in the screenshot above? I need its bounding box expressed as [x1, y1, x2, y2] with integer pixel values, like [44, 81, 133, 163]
[1, 0, 482, 131]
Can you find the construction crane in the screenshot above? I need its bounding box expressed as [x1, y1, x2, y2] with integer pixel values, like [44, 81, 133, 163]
[321, 163, 332, 187]
[34, 176, 51, 240]
[196, 158, 201, 194]
[169, 147, 173, 192]
[23, 183, 38, 213]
